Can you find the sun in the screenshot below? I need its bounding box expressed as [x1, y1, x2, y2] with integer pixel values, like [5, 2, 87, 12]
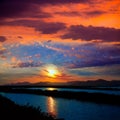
[42, 64, 61, 79]
[47, 69, 57, 78]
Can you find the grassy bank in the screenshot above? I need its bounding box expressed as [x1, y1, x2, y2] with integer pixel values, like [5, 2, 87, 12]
[0, 94, 63, 120]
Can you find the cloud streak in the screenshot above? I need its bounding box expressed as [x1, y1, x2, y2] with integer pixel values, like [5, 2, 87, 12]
[12, 61, 43, 68]
[61, 25, 120, 42]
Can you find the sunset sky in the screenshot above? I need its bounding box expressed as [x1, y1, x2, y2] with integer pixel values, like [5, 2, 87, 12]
[0, 0, 120, 85]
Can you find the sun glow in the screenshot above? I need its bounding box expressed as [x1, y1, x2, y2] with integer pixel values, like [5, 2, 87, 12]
[42, 64, 61, 78]
[47, 69, 58, 77]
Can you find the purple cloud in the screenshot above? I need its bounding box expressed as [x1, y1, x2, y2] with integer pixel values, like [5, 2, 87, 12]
[0, 0, 30, 19]
[63, 43, 120, 68]
[0, 36, 6, 42]
[0, 50, 6, 55]
[1, 20, 66, 34]
[17, 36, 23, 39]
[66, 57, 120, 69]
[55, 10, 105, 17]
[0, 0, 90, 19]
[36, 0, 90, 4]
[0, 48, 7, 55]
[35, 22, 66, 34]
[55, 11, 81, 17]
[61, 25, 120, 42]
[12, 61, 43, 68]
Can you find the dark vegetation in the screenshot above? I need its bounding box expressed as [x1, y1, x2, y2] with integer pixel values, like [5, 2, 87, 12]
[0, 86, 120, 106]
[0, 94, 63, 120]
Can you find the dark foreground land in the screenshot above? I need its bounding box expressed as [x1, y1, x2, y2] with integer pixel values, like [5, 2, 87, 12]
[0, 86, 120, 106]
[0, 94, 63, 120]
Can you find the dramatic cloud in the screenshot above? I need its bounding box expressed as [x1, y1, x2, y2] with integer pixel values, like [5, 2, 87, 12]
[0, 0, 120, 84]
[0, 36, 6, 42]
[1, 20, 66, 34]
[61, 25, 120, 42]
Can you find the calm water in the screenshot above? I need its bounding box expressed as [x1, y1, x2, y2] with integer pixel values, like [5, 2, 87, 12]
[1, 92, 120, 120]
[26, 87, 120, 95]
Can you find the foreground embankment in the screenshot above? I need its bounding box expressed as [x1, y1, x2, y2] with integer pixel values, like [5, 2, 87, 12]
[0, 94, 63, 120]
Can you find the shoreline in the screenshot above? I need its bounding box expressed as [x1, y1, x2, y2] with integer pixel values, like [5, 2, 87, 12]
[0, 86, 120, 106]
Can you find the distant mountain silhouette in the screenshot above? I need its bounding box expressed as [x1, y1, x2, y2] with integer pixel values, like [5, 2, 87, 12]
[7, 82, 31, 86]
[4, 79, 120, 87]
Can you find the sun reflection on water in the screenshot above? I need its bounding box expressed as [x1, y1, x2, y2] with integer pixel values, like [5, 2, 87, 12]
[47, 87, 57, 91]
[47, 96, 57, 116]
